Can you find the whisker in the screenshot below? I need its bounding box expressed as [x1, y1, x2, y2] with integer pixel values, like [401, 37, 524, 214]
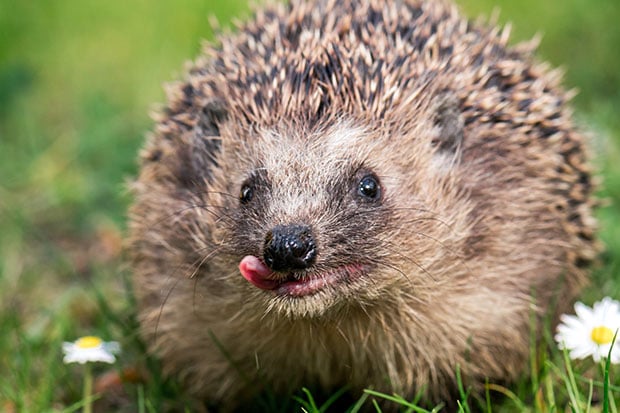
[390, 206, 456, 232]
[143, 202, 234, 233]
[365, 255, 412, 283]
[191, 245, 227, 317]
[382, 211, 474, 274]
[190, 189, 238, 200]
[154, 242, 228, 338]
[154, 275, 183, 341]
[370, 241, 436, 282]
[188, 245, 226, 279]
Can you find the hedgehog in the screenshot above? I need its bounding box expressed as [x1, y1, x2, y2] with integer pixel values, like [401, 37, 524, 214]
[127, 0, 598, 409]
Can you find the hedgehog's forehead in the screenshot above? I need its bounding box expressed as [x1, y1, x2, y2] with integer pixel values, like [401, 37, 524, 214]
[249, 122, 372, 181]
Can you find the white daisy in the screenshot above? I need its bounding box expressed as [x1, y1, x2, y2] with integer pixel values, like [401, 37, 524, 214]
[555, 297, 620, 364]
[62, 336, 121, 364]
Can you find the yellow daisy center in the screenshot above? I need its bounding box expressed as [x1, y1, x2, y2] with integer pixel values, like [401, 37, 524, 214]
[591, 326, 614, 345]
[75, 336, 103, 349]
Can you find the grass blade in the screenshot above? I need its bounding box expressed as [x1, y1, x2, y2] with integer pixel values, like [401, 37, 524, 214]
[602, 329, 618, 413]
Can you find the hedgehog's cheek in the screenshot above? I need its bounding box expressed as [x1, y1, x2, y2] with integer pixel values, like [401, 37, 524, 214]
[239, 255, 278, 290]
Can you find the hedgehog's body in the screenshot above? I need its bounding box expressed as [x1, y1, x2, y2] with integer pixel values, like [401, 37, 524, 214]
[129, 0, 597, 409]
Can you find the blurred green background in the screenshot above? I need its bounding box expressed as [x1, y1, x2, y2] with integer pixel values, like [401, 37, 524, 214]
[0, 0, 619, 410]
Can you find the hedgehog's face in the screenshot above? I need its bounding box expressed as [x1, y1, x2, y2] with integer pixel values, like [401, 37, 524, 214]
[220, 125, 391, 317]
[210, 110, 466, 318]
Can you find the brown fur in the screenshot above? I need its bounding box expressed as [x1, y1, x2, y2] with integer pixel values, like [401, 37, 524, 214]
[128, 0, 598, 409]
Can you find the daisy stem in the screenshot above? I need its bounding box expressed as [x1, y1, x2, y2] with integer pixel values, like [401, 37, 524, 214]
[83, 363, 93, 413]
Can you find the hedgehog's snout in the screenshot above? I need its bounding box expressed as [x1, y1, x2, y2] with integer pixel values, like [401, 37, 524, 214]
[263, 224, 317, 272]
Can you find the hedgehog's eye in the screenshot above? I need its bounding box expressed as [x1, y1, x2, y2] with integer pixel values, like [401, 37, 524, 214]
[240, 170, 269, 205]
[240, 183, 254, 204]
[357, 174, 381, 201]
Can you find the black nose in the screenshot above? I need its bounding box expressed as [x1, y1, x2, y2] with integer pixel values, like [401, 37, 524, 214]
[263, 224, 317, 272]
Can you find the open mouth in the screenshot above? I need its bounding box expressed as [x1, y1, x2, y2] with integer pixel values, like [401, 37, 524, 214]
[239, 255, 366, 297]
[276, 265, 366, 297]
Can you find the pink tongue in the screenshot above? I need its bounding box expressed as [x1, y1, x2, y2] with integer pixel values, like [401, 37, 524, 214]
[239, 255, 278, 290]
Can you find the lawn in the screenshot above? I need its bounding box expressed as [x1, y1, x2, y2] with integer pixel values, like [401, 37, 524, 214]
[0, 0, 619, 411]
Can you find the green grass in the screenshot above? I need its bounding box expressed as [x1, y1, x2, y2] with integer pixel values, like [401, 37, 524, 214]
[0, 0, 619, 411]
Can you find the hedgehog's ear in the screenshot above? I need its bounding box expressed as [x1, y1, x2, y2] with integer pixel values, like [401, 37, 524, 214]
[198, 99, 228, 137]
[186, 99, 228, 185]
[431, 92, 463, 156]
[194, 99, 227, 168]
